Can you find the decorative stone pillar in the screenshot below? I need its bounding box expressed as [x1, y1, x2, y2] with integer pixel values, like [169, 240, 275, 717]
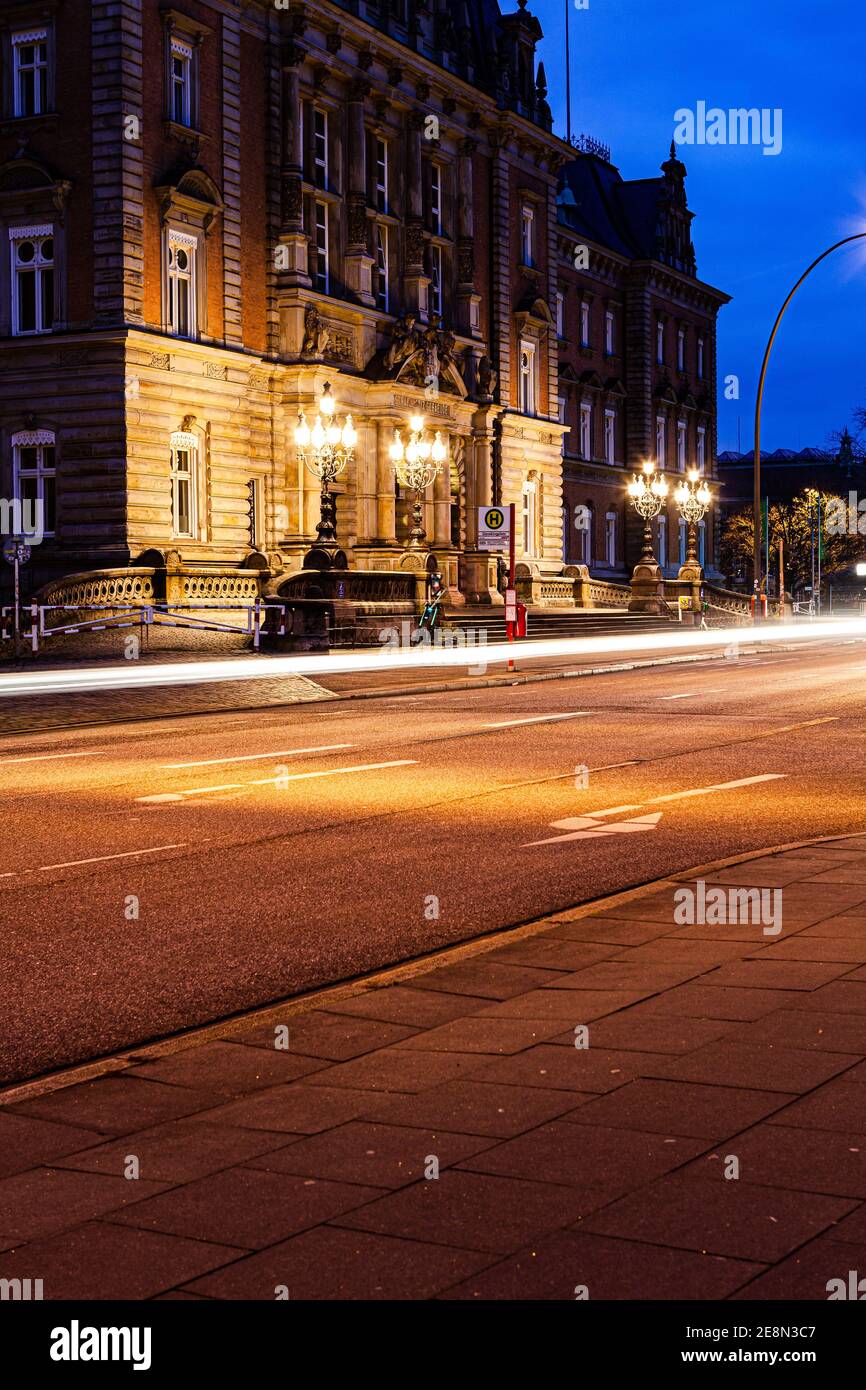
[344, 79, 375, 305]
[433, 458, 451, 547]
[376, 420, 398, 544]
[277, 52, 310, 285]
[456, 139, 482, 337]
[403, 112, 430, 319]
[461, 413, 500, 604]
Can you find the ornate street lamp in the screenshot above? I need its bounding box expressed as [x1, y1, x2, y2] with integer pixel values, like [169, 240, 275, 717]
[627, 459, 669, 563]
[674, 468, 712, 569]
[294, 382, 357, 552]
[389, 413, 448, 549]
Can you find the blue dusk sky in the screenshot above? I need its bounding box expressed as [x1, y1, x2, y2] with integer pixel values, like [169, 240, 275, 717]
[531, 0, 866, 454]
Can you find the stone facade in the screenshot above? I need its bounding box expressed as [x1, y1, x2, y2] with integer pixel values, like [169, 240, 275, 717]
[0, 0, 727, 607]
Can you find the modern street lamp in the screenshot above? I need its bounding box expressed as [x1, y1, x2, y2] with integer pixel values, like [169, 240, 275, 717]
[389, 413, 448, 549]
[674, 468, 712, 569]
[627, 459, 669, 561]
[754, 232, 866, 600]
[294, 382, 357, 552]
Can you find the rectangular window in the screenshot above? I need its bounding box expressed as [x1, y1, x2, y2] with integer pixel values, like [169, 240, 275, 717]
[658, 513, 667, 569]
[12, 30, 49, 118]
[522, 481, 538, 556]
[580, 300, 590, 347]
[169, 36, 193, 127]
[314, 202, 329, 293]
[605, 511, 616, 567]
[313, 108, 328, 190]
[656, 415, 666, 467]
[697, 336, 705, 379]
[656, 320, 665, 364]
[430, 243, 443, 317]
[11, 228, 54, 335]
[678, 518, 687, 566]
[520, 206, 534, 267]
[167, 233, 196, 338]
[375, 138, 388, 214]
[556, 292, 564, 338]
[604, 409, 616, 465]
[579, 402, 592, 459]
[375, 223, 389, 312]
[605, 309, 614, 355]
[697, 426, 706, 471]
[677, 420, 687, 471]
[677, 327, 685, 373]
[13, 435, 56, 536]
[430, 162, 442, 236]
[519, 340, 537, 416]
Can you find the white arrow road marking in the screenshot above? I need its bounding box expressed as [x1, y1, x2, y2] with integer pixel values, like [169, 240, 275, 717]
[527, 812, 663, 846]
[524, 773, 786, 847]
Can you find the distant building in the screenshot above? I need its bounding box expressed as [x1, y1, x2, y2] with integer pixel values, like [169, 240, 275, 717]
[717, 436, 866, 517]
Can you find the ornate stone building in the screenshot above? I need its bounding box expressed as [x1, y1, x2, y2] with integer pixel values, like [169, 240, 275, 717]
[0, 0, 727, 611]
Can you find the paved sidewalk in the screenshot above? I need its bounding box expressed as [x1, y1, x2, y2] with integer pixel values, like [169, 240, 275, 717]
[3, 837, 866, 1301]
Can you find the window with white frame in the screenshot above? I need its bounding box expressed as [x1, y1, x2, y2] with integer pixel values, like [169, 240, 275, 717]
[520, 205, 534, 266]
[169, 431, 197, 538]
[12, 29, 49, 117]
[522, 478, 538, 556]
[677, 420, 687, 471]
[699, 519, 706, 566]
[605, 309, 615, 355]
[314, 202, 329, 293]
[313, 108, 328, 190]
[580, 300, 590, 347]
[519, 339, 537, 416]
[375, 138, 388, 214]
[655, 415, 666, 467]
[430, 243, 443, 317]
[429, 162, 442, 236]
[169, 35, 193, 127]
[11, 227, 54, 335]
[656, 319, 665, 364]
[605, 510, 617, 567]
[697, 336, 705, 379]
[577, 505, 592, 564]
[579, 402, 592, 459]
[166, 231, 197, 338]
[697, 425, 706, 471]
[374, 223, 389, 311]
[555, 291, 564, 338]
[12, 429, 55, 536]
[677, 326, 685, 372]
[658, 512, 667, 569]
[604, 408, 616, 465]
[678, 517, 687, 566]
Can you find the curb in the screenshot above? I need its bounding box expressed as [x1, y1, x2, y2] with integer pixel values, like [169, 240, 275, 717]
[2, 826, 860, 1108]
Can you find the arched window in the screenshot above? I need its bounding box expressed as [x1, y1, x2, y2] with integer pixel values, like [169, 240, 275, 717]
[169, 430, 198, 539]
[576, 502, 593, 565]
[12, 428, 55, 536]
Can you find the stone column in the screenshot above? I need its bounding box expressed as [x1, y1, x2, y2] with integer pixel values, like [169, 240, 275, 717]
[277, 52, 310, 285]
[433, 458, 451, 547]
[403, 112, 429, 319]
[456, 139, 482, 337]
[376, 420, 397, 544]
[344, 79, 375, 305]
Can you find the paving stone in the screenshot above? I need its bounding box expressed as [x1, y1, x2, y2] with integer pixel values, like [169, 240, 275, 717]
[234, 1011, 419, 1059]
[784, 981, 866, 1014]
[729, 1235, 866, 1300]
[52, 1119, 296, 1183]
[299, 1048, 491, 1093]
[438, 1230, 760, 1300]
[824, 1201, 866, 1243]
[181, 1225, 495, 1300]
[649, 1041, 854, 1093]
[127, 1041, 327, 1095]
[746, 939, 866, 964]
[546, 962, 708, 992]
[475, 988, 656, 1021]
[699, 960, 857, 991]
[409, 961, 560, 999]
[800, 866, 866, 884]
[684, 1125, 866, 1198]
[843, 966, 866, 981]
[392, 1016, 567, 1054]
[545, 918, 677, 946]
[335, 1169, 602, 1253]
[765, 1081, 866, 1133]
[548, 1012, 737, 1054]
[456, 1119, 704, 1190]
[636, 983, 804, 1020]
[579, 1173, 855, 1262]
[0, 1221, 241, 1299]
[560, 1079, 786, 1139]
[801, 916, 866, 939]
[734, 1010, 866, 1054]
[188, 1084, 393, 1134]
[476, 1044, 668, 1094]
[108, 1166, 383, 1248]
[613, 939, 759, 966]
[10, 1076, 218, 1135]
[489, 939, 621, 970]
[246, 1122, 497, 1189]
[0, 1110, 103, 1180]
[318, 986, 490, 1027]
[361, 1080, 590, 1138]
[0, 1167, 168, 1252]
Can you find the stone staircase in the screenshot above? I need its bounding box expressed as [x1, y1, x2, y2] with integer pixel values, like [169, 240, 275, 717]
[445, 607, 673, 643]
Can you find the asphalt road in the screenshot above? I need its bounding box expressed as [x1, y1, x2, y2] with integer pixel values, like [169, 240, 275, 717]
[2, 639, 866, 1085]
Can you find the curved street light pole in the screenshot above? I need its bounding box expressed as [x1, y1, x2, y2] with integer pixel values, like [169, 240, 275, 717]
[753, 232, 866, 602]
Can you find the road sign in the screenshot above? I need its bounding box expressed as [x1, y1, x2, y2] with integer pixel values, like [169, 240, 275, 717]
[505, 587, 517, 623]
[478, 506, 511, 552]
[3, 538, 30, 565]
